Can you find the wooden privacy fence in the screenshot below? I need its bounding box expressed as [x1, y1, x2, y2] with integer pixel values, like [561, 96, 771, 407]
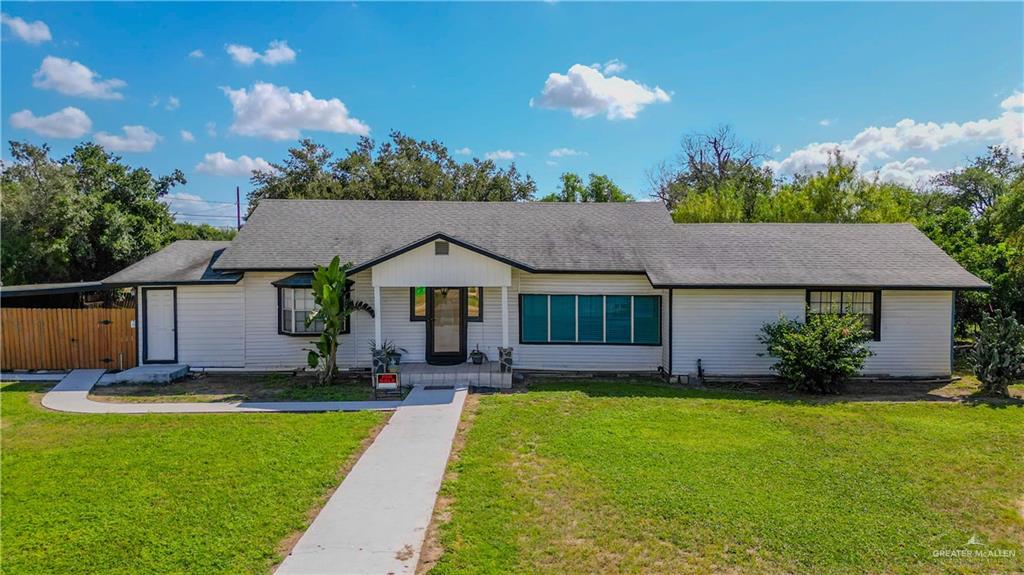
[2, 308, 137, 370]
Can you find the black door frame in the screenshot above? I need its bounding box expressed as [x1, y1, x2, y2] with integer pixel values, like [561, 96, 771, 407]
[141, 287, 178, 364]
[425, 287, 467, 365]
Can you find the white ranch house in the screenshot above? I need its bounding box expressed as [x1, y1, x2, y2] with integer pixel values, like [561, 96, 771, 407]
[103, 200, 988, 387]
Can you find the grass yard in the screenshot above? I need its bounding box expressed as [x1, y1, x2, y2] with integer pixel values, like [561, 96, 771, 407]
[89, 372, 374, 403]
[1, 382, 387, 574]
[428, 379, 1024, 575]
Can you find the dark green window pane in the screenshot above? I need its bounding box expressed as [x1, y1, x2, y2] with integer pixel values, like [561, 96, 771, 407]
[521, 295, 548, 343]
[606, 295, 631, 343]
[550, 295, 576, 341]
[633, 296, 660, 344]
[578, 295, 603, 342]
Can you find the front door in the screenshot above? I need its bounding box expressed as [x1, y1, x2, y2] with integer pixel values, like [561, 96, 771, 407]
[144, 288, 176, 363]
[426, 287, 466, 365]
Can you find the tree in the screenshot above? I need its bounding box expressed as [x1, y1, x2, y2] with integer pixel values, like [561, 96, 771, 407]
[758, 313, 875, 394]
[538, 172, 633, 202]
[969, 310, 1024, 396]
[1, 141, 189, 284]
[169, 222, 237, 241]
[248, 132, 537, 213]
[305, 257, 374, 385]
[648, 125, 772, 215]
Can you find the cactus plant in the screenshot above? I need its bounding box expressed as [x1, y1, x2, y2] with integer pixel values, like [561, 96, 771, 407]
[969, 309, 1024, 396]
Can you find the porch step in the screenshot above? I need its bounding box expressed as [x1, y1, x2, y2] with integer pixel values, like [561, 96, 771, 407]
[398, 362, 513, 389]
[97, 364, 189, 386]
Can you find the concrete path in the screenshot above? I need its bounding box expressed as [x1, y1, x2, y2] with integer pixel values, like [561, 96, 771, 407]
[40, 369, 401, 414]
[276, 385, 468, 575]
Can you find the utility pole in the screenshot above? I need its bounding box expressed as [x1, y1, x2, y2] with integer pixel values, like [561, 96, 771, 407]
[236, 186, 241, 230]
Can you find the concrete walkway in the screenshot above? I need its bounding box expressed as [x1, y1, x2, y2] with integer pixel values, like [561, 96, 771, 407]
[276, 385, 468, 575]
[40, 369, 401, 414]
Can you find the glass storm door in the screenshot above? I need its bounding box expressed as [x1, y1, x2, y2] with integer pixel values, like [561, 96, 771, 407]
[427, 287, 465, 365]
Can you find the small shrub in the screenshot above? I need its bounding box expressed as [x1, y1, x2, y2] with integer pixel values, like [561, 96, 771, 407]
[970, 309, 1024, 396]
[758, 313, 874, 394]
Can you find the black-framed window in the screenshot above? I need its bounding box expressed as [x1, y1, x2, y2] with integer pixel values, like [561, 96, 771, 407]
[806, 290, 881, 341]
[410, 287, 483, 321]
[279, 287, 350, 336]
[519, 294, 661, 345]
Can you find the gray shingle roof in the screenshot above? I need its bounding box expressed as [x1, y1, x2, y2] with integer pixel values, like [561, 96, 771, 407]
[213, 200, 674, 272]
[119, 201, 985, 290]
[643, 223, 989, 289]
[103, 240, 241, 285]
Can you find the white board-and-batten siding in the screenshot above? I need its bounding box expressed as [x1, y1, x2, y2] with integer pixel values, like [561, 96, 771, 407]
[670, 288, 953, 377]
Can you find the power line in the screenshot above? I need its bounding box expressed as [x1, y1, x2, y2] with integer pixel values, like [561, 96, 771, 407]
[173, 213, 236, 219]
[163, 196, 239, 206]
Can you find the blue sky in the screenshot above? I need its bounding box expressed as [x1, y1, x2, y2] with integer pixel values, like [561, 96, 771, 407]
[2, 2, 1022, 226]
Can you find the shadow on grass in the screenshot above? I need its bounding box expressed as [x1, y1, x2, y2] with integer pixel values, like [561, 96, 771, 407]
[0, 381, 51, 394]
[524, 377, 1024, 408]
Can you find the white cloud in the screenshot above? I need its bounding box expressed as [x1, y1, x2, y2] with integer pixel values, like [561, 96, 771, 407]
[161, 192, 241, 226]
[818, 118, 833, 127]
[1, 13, 51, 44]
[222, 82, 370, 140]
[94, 125, 160, 152]
[545, 160, 558, 167]
[188, 49, 205, 59]
[1002, 90, 1024, 111]
[872, 157, 938, 187]
[549, 147, 586, 158]
[32, 56, 125, 100]
[205, 121, 217, 138]
[453, 147, 472, 156]
[485, 150, 522, 161]
[180, 130, 195, 142]
[531, 63, 670, 120]
[601, 59, 627, 74]
[766, 104, 1024, 180]
[166, 96, 180, 111]
[195, 151, 274, 177]
[10, 107, 91, 138]
[226, 40, 296, 66]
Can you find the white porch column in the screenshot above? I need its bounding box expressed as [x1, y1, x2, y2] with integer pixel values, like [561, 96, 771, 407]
[373, 285, 382, 344]
[501, 285, 509, 348]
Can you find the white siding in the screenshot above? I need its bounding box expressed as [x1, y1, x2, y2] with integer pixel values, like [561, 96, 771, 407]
[242, 271, 374, 370]
[864, 290, 952, 376]
[380, 286, 425, 362]
[670, 288, 954, 377]
[372, 241, 511, 287]
[510, 271, 666, 371]
[672, 289, 806, 376]
[176, 285, 245, 367]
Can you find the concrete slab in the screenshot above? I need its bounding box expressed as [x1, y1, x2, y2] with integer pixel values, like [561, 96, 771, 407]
[276, 385, 468, 575]
[97, 364, 189, 386]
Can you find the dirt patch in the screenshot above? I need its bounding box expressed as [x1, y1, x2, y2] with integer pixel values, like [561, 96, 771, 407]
[90, 372, 373, 403]
[416, 393, 480, 574]
[268, 412, 393, 573]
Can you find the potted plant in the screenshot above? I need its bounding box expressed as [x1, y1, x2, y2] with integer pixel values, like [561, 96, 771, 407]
[469, 344, 486, 365]
[369, 339, 407, 373]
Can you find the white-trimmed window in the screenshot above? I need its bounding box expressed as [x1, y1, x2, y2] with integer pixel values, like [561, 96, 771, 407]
[279, 287, 334, 335]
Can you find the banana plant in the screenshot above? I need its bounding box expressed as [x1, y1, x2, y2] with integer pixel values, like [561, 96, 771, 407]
[305, 256, 374, 385]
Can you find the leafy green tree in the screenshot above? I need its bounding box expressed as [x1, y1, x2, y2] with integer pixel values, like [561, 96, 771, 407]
[169, 223, 237, 241]
[1, 141, 189, 284]
[248, 132, 537, 213]
[539, 172, 633, 202]
[305, 257, 374, 385]
[758, 313, 875, 394]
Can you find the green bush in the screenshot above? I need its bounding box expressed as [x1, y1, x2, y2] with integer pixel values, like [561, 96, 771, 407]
[969, 309, 1024, 396]
[758, 313, 874, 394]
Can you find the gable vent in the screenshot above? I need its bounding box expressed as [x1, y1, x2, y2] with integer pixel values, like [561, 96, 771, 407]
[435, 241, 450, 255]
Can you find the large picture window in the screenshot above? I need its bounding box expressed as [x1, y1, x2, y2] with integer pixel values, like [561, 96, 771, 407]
[807, 290, 881, 341]
[279, 287, 348, 336]
[519, 294, 661, 345]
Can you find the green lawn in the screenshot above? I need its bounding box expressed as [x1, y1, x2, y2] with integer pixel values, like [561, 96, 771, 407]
[431, 380, 1024, 575]
[1, 383, 386, 574]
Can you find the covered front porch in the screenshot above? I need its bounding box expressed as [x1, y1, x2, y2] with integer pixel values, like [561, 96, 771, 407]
[364, 236, 515, 387]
